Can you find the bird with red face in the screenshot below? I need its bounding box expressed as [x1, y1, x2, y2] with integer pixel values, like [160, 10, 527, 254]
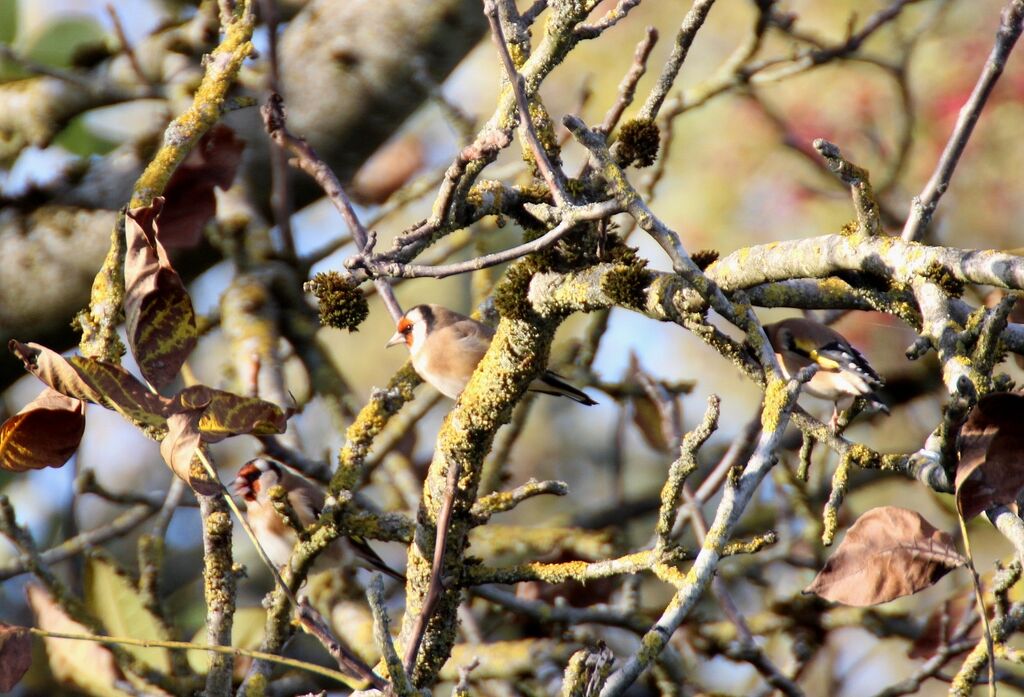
[386, 304, 596, 405]
[233, 458, 403, 580]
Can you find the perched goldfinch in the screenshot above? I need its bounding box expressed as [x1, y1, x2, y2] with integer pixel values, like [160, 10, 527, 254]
[763, 318, 886, 429]
[233, 458, 403, 581]
[386, 304, 597, 405]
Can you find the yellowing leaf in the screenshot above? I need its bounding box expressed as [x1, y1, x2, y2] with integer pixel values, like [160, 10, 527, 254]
[84, 556, 172, 673]
[805, 506, 965, 606]
[188, 607, 265, 677]
[0, 388, 85, 472]
[172, 385, 289, 441]
[9, 341, 168, 429]
[124, 199, 198, 389]
[26, 584, 131, 697]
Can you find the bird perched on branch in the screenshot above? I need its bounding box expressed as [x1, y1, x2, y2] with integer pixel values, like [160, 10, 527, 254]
[763, 317, 886, 429]
[386, 304, 597, 405]
[233, 458, 403, 581]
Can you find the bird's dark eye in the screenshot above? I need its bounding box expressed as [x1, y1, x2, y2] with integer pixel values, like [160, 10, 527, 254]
[398, 318, 413, 335]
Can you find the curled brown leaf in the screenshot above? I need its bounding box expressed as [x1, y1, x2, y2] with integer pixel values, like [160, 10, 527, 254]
[171, 385, 290, 442]
[159, 386, 288, 493]
[805, 506, 965, 606]
[159, 410, 220, 496]
[124, 199, 198, 389]
[160, 124, 245, 249]
[0, 388, 86, 472]
[955, 392, 1024, 520]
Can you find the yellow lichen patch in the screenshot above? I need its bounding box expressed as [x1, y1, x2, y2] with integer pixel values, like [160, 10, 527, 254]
[761, 376, 791, 434]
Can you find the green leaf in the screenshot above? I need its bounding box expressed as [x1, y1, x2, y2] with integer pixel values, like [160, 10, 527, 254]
[0, 0, 17, 44]
[22, 17, 107, 69]
[53, 114, 118, 157]
[84, 556, 173, 673]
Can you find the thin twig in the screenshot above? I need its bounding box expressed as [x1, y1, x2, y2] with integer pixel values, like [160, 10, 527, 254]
[483, 0, 570, 206]
[257, 0, 297, 260]
[901, 0, 1024, 242]
[26, 626, 363, 688]
[0, 504, 155, 581]
[599, 27, 659, 134]
[261, 92, 403, 321]
[403, 455, 462, 675]
[639, 0, 718, 120]
[105, 4, 153, 91]
[576, 0, 643, 39]
[368, 575, 414, 695]
[370, 199, 620, 280]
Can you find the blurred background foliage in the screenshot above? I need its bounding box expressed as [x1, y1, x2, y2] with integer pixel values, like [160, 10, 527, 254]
[2, 0, 1024, 694]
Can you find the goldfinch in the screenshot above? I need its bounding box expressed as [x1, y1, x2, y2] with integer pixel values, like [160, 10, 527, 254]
[763, 318, 886, 428]
[233, 458, 403, 581]
[385, 304, 597, 405]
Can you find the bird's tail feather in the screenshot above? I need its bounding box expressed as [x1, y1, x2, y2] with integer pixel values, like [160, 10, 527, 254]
[351, 535, 406, 582]
[530, 372, 597, 406]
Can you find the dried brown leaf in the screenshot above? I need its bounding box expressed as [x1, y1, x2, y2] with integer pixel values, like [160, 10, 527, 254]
[26, 584, 129, 697]
[955, 392, 1024, 520]
[805, 506, 965, 606]
[907, 589, 978, 659]
[632, 393, 669, 452]
[0, 388, 86, 472]
[350, 135, 424, 205]
[0, 622, 32, 692]
[626, 353, 671, 452]
[160, 124, 244, 248]
[9, 341, 168, 428]
[124, 199, 198, 388]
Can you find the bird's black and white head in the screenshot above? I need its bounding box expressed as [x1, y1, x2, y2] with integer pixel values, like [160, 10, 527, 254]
[385, 304, 436, 354]
[772, 324, 794, 353]
[233, 458, 282, 503]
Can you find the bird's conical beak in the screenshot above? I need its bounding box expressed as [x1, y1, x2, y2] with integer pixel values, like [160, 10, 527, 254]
[385, 332, 405, 348]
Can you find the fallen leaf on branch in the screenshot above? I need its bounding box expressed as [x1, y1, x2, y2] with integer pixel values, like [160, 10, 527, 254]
[805, 506, 965, 606]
